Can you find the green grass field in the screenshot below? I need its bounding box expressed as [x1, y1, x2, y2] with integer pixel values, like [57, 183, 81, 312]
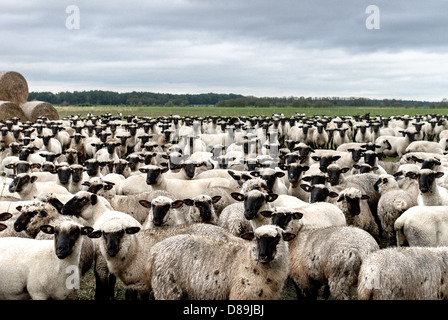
[56, 105, 448, 119]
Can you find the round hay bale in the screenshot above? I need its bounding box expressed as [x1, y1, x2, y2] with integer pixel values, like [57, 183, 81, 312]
[0, 101, 26, 122]
[20, 101, 59, 122]
[0, 71, 29, 106]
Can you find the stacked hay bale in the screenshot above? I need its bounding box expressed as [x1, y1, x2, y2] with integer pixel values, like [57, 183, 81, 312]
[21, 101, 59, 122]
[0, 71, 59, 122]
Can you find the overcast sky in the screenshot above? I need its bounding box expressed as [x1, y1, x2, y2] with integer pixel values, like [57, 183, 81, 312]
[1, 0, 448, 101]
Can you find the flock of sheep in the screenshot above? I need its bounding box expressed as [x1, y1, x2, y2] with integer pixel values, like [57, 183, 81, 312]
[0, 111, 447, 300]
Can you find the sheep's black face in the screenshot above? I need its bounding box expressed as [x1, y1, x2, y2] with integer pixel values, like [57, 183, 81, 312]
[418, 173, 434, 193]
[9, 175, 30, 193]
[85, 160, 100, 176]
[103, 230, 124, 257]
[327, 170, 341, 186]
[257, 235, 280, 264]
[61, 195, 94, 216]
[42, 136, 52, 146]
[195, 201, 212, 222]
[183, 163, 196, 179]
[243, 194, 265, 220]
[346, 197, 361, 216]
[309, 186, 329, 204]
[15, 162, 31, 175]
[152, 204, 170, 226]
[14, 210, 45, 232]
[71, 167, 83, 183]
[146, 169, 161, 185]
[54, 227, 81, 259]
[57, 167, 72, 185]
[271, 213, 293, 230]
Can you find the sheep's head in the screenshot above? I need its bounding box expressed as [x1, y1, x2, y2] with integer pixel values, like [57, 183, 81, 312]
[336, 187, 369, 216]
[139, 196, 184, 227]
[183, 195, 221, 223]
[139, 165, 168, 185]
[8, 173, 38, 193]
[40, 221, 93, 259]
[231, 190, 278, 220]
[406, 169, 444, 193]
[60, 191, 98, 217]
[241, 225, 295, 264]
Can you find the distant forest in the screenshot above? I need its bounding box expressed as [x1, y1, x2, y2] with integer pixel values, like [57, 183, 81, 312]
[28, 90, 447, 109]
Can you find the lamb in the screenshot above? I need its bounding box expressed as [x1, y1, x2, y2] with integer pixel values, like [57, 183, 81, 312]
[138, 195, 186, 229]
[332, 187, 379, 241]
[374, 174, 418, 246]
[271, 211, 379, 300]
[406, 168, 448, 206]
[0, 220, 93, 299]
[8, 173, 71, 200]
[183, 194, 221, 224]
[357, 246, 448, 300]
[88, 212, 237, 297]
[145, 224, 294, 300]
[394, 205, 448, 247]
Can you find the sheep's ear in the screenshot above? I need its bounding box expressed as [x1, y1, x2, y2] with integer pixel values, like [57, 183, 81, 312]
[40, 225, 55, 234]
[0, 224, 7, 232]
[231, 193, 244, 201]
[183, 199, 194, 206]
[435, 172, 444, 179]
[172, 200, 184, 209]
[282, 232, 296, 242]
[341, 167, 350, 173]
[260, 210, 273, 218]
[361, 194, 370, 200]
[337, 195, 345, 202]
[292, 212, 304, 220]
[275, 171, 285, 178]
[311, 156, 321, 162]
[16, 206, 23, 211]
[139, 168, 149, 173]
[103, 183, 114, 191]
[249, 171, 260, 177]
[0, 213, 12, 221]
[125, 227, 140, 235]
[5, 164, 16, 169]
[139, 200, 152, 208]
[331, 155, 341, 162]
[353, 164, 361, 169]
[278, 164, 288, 171]
[211, 195, 221, 204]
[265, 194, 278, 202]
[328, 192, 338, 198]
[88, 230, 102, 238]
[30, 176, 38, 183]
[160, 167, 169, 174]
[240, 231, 255, 241]
[81, 226, 94, 236]
[82, 181, 91, 187]
[300, 184, 312, 192]
[301, 176, 312, 182]
[405, 172, 418, 179]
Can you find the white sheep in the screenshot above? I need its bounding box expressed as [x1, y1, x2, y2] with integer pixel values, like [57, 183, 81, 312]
[271, 211, 379, 300]
[138, 195, 186, 229]
[183, 194, 221, 224]
[374, 174, 418, 246]
[8, 173, 71, 200]
[0, 220, 93, 299]
[357, 246, 448, 300]
[406, 169, 448, 206]
[394, 205, 448, 247]
[146, 224, 294, 300]
[88, 212, 236, 296]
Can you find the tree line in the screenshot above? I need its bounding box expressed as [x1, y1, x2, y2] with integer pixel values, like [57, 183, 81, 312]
[28, 90, 441, 108]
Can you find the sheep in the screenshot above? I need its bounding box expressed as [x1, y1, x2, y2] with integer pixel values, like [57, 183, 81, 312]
[88, 212, 237, 297]
[374, 174, 418, 246]
[405, 140, 445, 155]
[405, 169, 448, 206]
[312, 123, 329, 149]
[145, 224, 294, 300]
[271, 211, 379, 300]
[249, 167, 288, 195]
[183, 194, 221, 224]
[331, 186, 379, 241]
[12, 201, 95, 276]
[60, 191, 114, 225]
[138, 195, 186, 229]
[394, 205, 448, 247]
[357, 246, 448, 300]
[0, 220, 93, 299]
[139, 164, 237, 199]
[279, 163, 310, 202]
[8, 173, 71, 200]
